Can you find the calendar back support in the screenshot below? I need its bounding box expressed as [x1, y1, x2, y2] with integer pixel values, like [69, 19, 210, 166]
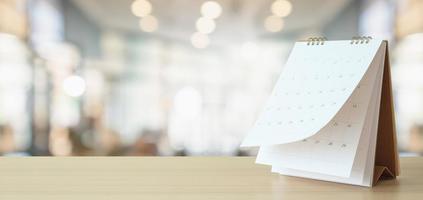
[373, 41, 399, 184]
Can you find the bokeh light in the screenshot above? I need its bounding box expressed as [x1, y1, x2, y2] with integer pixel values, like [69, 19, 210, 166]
[63, 75, 86, 97]
[131, 0, 152, 17]
[139, 15, 158, 32]
[201, 1, 223, 19]
[190, 32, 210, 49]
[264, 15, 284, 32]
[271, 0, 293, 17]
[196, 17, 216, 34]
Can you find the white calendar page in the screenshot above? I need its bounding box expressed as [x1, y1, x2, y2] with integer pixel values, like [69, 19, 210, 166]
[260, 42, 386, 186]
[241, 39, 383, 147]
[255, 43, 386, 178]
[270, 47, 385, 186]
[241, 39, 388, 186]
[270, 88, 381, 185]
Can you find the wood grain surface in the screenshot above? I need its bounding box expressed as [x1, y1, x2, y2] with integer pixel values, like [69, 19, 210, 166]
[0, 157, 421, 200]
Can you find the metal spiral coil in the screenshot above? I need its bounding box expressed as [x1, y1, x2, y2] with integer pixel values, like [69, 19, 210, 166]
[350, 36, 373, 44]
[306, 37, 327, 45]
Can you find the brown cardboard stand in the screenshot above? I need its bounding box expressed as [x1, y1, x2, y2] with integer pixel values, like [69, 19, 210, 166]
[372, 41, 400, 185]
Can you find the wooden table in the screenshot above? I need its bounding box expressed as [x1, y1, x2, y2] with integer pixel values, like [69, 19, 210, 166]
[0, 157, 421, 199]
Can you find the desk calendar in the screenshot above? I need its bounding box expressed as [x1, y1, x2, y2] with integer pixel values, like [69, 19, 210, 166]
[241, 37, 399, 186]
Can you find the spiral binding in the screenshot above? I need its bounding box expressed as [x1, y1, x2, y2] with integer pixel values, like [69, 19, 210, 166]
[350, 36, 372, 44]
[299, 36, 373, 45]
[306, 37, 327, 45]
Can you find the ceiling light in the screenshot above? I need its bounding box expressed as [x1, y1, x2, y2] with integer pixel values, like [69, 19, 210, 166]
[131, 0, 152, 17]
[190, 32, 210, 49]
[264, 15, 284, 32]
[196, 17, 216, 34]
[139, 15, 158, 32]
[201, 1, 222, 19]
[271, 0, 292, 17]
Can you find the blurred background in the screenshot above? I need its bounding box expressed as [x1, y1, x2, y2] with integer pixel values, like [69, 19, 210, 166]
[0, 0, 422, 156]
